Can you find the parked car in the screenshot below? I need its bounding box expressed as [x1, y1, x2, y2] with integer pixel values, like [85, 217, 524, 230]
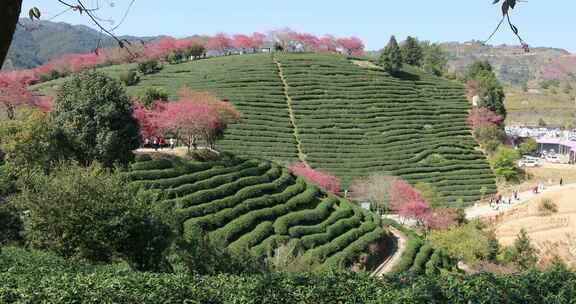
[546, 155, 560, 163]
[518, 158, 538, 167]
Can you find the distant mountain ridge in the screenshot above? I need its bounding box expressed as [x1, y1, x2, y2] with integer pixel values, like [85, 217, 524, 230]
[440, 41, 576, 86]
[2, 19, 162, 70]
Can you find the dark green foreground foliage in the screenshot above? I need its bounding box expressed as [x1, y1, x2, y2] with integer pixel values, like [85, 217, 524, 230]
[1, 247, 575, 304]
[382, 219, 456, 276]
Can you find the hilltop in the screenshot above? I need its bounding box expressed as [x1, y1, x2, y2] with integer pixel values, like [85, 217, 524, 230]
[35, 52, 496, 204]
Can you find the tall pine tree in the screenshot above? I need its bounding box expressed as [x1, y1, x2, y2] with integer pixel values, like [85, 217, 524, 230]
[380, 36, 403, 75]
[401, 36, 423, 66]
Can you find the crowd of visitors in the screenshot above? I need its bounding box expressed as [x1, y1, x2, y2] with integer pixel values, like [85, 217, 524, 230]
[141, 136, 177, 151]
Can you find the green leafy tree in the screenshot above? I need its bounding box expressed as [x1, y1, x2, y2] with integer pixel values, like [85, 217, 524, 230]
[138, 87, 169, 109]
[14, 163, 173, 272]
[401, 36, 423, 66]
[414, 182, 445, 208]
[118, 69, 140, 86]
[186, 44, 205, 60]
[380, 36, 403, 75]
[509, 229, 539, 270]
[420, 41, 447, 76]
[454, 207, 467, 226]
[466, 61, 507, 119]
[0, 108, 76, 177]
[53, 71, 140, 167]
[475, 124, 506, 154]
[466, 61, 493, 80]
[519, 138, 538, 156]
[429, 222, 495, 264]
[491, 147, 520, 182]
[137, 59, 162, 75]
[486, 231, 500, 261]
[166, 51, 184, 64]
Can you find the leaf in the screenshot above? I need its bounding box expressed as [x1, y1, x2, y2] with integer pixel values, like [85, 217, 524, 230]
[511, 24, 519, 35]
[119, 41, 125, 48]
[28, 7, 41, 20]
[492, 0, 500, 4]
[507, 0, 516, 9]
[501, 2, 509, 15]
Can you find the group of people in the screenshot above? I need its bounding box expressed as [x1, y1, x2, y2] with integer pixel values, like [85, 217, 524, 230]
[489, 191, 520, 211]
[532, 182, 546, 194]
[142, 136, 177, 151]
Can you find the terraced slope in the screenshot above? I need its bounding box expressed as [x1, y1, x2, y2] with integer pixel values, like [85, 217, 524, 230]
[35, 53, 496, 203]
[132, 55, 299, 162]
[276, 53, 496, 202]
[127, 154, 386, 269]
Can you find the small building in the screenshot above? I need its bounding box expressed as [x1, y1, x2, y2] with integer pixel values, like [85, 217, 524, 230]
[536, 138, 576, 164]
[472, 95, 480, 107]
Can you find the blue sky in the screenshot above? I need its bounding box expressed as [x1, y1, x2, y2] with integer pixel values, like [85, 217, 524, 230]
[20, 1, 576, 52]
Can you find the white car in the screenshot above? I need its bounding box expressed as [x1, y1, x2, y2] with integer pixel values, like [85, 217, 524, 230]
[518, 158, 538, 167]
[546, 155, 560, 163]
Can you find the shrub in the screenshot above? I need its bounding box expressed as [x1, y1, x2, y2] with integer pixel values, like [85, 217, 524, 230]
[13, 163, 173, 271]
[429, 222, 495, 265]
[138, 87, 169, 109]
[138, 59, 162, 75]
[0, 109, 77, 176]
[519, 138, 538, 156]
[119, 69, 140, 86]
[53, 70, 140, 166]
[538, 198, 558, 215]
[0, 202, 23, 246]
[491, 147, 520, 183]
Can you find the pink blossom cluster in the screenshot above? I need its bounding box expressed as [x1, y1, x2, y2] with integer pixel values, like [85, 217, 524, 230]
[132, 89, 243, 146]
[285, 163, 341, 193]
[467, 107, 503, 132]
[204, 32, 365, 56]
[389, 179, 455, 229]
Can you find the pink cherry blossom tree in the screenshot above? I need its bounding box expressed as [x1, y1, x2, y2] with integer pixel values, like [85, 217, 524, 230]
[285, 162, 341, 193]
[295, 33, 319, 52]
[233, 34, 254, 53]
[424, 208, 456, 230]
[250, 32, 266, 52]
[0, 71, 37, 119]
[389, 179, 432, 225]
[467, 107, 503, 132]
[336, 37, 365, 55]
[316, 35, 338, 53]
[206, 33, 232, 55]
[135, 88, 243, 150]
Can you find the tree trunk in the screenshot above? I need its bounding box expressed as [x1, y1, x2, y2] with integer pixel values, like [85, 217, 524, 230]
[0, 0, 23, 68]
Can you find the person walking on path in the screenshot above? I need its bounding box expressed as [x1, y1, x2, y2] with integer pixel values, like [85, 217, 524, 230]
[170, 138, 175, 149]
[192, 135, 198, 150]
[159, 136, 165, 150]
[153, 137, 159, 152]
[560, 177, 564, 186]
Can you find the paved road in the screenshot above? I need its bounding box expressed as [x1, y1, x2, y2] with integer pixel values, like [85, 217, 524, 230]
[465, 183, 576, 219]
[371, 227, 407, 277]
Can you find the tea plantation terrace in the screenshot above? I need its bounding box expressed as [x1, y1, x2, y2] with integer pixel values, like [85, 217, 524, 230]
[127, 155, 386, 268]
